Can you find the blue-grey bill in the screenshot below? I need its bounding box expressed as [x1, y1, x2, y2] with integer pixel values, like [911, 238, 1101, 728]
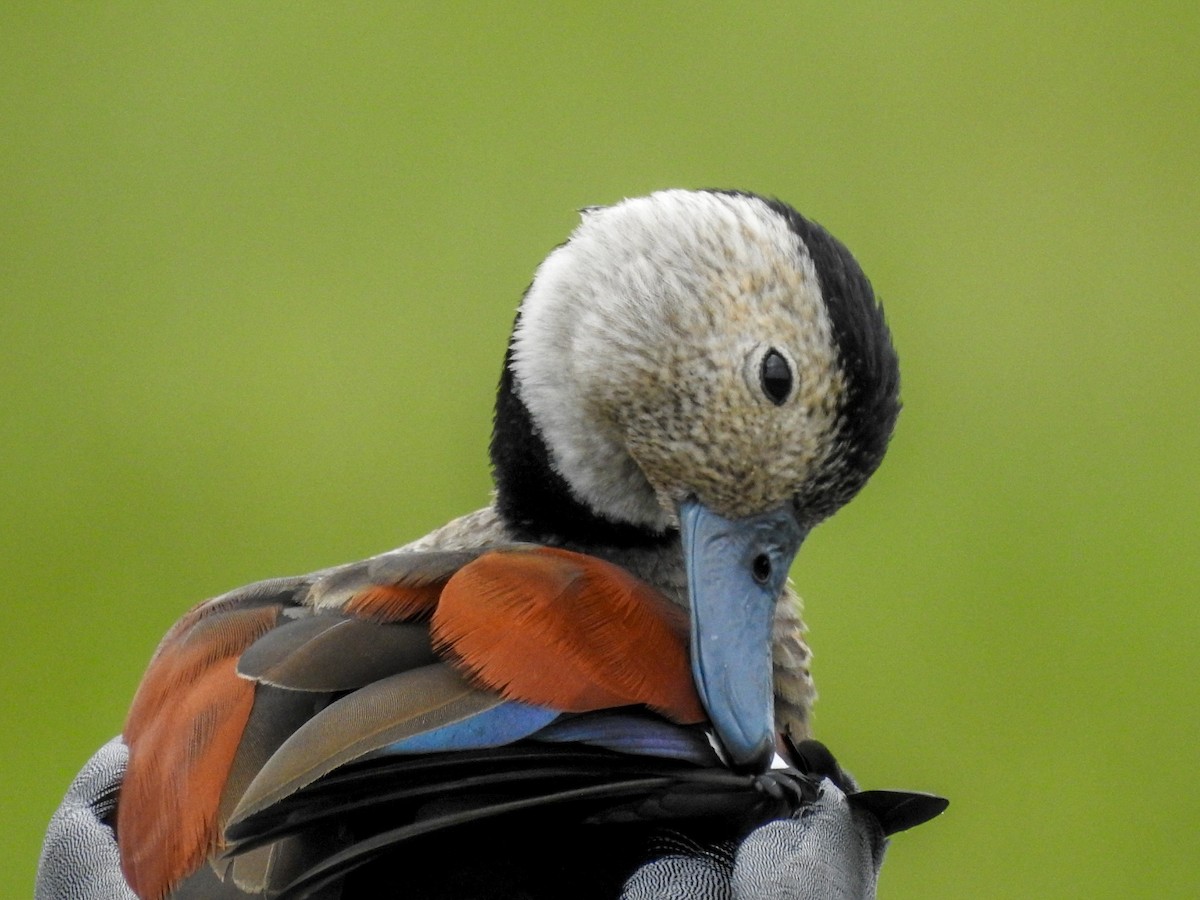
[679, 499, 806, 772]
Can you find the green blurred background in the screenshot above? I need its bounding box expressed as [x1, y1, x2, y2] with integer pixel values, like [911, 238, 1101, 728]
[3, 4, 1196, 897]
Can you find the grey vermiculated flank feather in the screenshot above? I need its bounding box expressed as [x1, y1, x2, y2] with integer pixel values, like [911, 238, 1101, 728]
[36, 737, 136, 900]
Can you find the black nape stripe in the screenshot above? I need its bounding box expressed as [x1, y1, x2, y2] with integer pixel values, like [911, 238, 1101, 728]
[489, 326, 674, 550]
[735, 193, 900, 492]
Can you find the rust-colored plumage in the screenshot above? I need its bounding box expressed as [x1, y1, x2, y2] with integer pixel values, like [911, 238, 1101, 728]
[118, 599, 282, 899]
[434, 548, 704, 724]
[342, 581, 444, 623]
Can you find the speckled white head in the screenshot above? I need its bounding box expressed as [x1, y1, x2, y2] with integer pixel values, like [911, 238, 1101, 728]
[511, 190, 849, 532]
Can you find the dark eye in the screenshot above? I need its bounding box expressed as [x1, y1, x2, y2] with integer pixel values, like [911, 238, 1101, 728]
[760, 349, 792, 405]
[752, 553, 772, 584]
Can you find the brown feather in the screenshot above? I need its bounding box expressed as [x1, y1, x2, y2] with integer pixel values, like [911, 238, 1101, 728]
[237, 614, 437, 691]
[216, 685, 329, 828]
[308, 548, 495, 616]
[342, 581, 443, 622]
[118, 602, 280, 900]
[432, 548, 705, 724]
[228, 663, 501, 827]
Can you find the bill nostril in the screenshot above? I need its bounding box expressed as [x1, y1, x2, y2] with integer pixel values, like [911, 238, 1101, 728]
[752, 554, 772, 585]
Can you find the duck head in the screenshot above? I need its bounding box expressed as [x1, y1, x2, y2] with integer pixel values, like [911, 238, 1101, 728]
[491, 189, 900, 771]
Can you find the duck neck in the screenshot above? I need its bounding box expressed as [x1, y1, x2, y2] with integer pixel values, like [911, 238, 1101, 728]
[489, 345, 674, 550]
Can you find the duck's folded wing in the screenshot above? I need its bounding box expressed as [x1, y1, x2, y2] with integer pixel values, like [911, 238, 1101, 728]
[113, 545, 709, 899]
